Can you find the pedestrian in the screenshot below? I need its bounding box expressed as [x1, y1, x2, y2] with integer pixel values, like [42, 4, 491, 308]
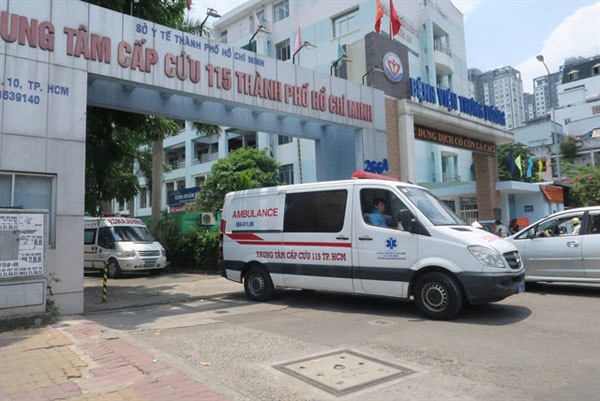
[509, 219, 519, 235]
[494, 219, 507, 237]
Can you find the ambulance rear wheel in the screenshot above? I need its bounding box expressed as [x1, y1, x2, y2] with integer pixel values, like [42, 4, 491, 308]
[107, 259, 122, 279]
[244, 266, 274, 301]
[414, 272, 463, 320]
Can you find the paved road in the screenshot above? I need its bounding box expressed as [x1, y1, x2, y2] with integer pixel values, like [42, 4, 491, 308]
[83, 274, 600, 401]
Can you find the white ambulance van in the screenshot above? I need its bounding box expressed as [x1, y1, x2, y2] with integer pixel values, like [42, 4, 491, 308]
[219, 173, 525, 320]
[84, 216, 167, 278]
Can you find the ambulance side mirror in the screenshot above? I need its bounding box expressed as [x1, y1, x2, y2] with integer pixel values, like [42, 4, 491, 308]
[399, 210, 415, 233]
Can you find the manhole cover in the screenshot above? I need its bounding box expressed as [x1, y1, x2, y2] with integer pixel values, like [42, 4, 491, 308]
[273, 350, 416, 396]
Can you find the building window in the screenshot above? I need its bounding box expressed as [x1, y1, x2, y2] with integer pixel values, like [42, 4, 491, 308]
[273, 0, 289, 22]
[139, 187, 147, 209]
[249, 10, 265, 33]
[195, 175, 206, 188]
[0, 172, 56, 246]
[278, 135, 292, 145]
[279, 164, 294, 185]
[567, 70, 579, 82]
[332, 8, 359, 37]
[177, 180, 186, 190]
[275, 39, 290, 61]
[220, 30, 228, 43]
[166, 182, 175, 198]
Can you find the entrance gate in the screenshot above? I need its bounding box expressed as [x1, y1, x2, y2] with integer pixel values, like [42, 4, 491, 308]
[0, 1, 386, 316]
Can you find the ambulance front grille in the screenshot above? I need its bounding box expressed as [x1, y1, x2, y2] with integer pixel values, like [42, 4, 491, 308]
[139, 250, 160, 257]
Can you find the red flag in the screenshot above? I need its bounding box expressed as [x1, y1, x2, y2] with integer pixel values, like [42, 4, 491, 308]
[375, 0, 384, 33]
[389, 0, 401, 38]
[186, 0, 192, 10]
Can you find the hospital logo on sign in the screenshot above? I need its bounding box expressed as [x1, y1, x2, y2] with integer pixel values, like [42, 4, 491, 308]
[383, 52, 403, 83]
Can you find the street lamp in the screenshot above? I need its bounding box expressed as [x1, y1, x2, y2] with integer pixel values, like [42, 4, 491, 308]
[362, 65, 383, 85]
[330, 54, 351, 76]
[292, 41, 316, 65]
[248, 25, 270, 53]
[536, 54, 561, 179]
[129, 0, 139, 16]
[198, 8, 221, 37]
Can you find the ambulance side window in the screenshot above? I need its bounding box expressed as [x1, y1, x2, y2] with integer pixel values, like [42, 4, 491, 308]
[97, 228, 115, 249]
[360, 189, 411, 231]
[284, 190, 347, 232]
[84, 228, 96, 245]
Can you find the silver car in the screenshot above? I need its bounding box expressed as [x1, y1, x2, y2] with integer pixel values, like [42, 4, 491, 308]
[507, 206, 600, 283]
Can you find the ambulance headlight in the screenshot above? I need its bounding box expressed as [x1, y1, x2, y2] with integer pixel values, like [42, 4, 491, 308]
[468, 246, 505, 268]
[123, 250, 136, 258]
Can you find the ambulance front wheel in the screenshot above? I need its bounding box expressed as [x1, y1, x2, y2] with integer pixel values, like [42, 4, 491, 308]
[107, 259, 122, 279]
[414, 272, 463, 320]
[244, 266, 274, 301]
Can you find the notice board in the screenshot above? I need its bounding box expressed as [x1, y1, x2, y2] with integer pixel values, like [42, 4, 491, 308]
[0, 211, 46, 279]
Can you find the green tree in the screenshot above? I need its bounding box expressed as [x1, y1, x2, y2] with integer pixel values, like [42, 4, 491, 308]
[559, 136, 578, 162]
[85, 107, 148, 214]
[562, 162, 600, 207]
[496, 143, 537, 182]
[198, 148, 281, 212]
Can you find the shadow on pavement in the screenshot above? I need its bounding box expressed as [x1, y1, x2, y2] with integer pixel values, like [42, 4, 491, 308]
[259, 289, 532, 326]
[525, 282, 600, 298]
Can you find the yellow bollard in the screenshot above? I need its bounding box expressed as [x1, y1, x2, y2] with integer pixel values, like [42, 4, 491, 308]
[102, 263, 108, 303]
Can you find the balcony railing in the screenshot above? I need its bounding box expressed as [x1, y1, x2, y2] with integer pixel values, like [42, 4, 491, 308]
[168, 160, 186, 170]
[433, 42, 452, 57]
[193, 153, 219, 165]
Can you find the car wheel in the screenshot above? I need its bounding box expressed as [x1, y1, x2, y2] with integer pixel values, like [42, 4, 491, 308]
[414, 272, 463, 320]
[107, 259, 122, 279]
[244, 266, 274, 301]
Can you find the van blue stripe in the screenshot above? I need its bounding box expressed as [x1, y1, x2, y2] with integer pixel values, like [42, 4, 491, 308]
[221, 260, 414, 282]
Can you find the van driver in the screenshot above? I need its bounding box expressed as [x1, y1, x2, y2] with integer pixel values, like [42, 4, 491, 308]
[369, 198, 388, 227]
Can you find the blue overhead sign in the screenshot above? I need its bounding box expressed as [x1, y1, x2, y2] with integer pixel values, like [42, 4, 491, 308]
[168, 187, 200, 207]
[409, 77, 506, 126]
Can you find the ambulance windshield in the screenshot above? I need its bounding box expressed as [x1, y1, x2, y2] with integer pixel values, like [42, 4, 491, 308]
[398, 186, 465, 226]
[110, 226, 155, 242]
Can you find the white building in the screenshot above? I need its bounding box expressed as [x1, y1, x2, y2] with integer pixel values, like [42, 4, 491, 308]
[469, 66, 525, 130]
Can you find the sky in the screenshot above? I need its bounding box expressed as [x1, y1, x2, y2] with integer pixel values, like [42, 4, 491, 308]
[187, 0, 600, 92]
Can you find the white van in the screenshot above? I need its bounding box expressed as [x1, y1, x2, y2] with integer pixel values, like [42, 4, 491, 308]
[219, 174, 525, 319]
[84, 216, 167, 278]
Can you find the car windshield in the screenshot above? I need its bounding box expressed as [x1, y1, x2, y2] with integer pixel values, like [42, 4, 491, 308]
[110, 226, 155, 242]
[397, 186, 465, 226]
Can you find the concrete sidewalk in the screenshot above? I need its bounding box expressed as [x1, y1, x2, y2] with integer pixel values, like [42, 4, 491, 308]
[0, 319, 230, 401]
[0, 275, 243, 401]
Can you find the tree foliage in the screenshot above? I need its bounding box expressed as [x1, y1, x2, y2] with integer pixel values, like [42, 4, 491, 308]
[197, 148, 281, 212]
[559, 136, 578, 162]
[85, 108, 180, 215]
[562, 162, 600, 207]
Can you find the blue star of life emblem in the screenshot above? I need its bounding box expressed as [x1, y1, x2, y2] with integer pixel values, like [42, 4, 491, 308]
[385, 237, 397, 249]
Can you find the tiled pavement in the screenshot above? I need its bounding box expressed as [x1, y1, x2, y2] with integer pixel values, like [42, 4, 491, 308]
[0, 320, 229, 401]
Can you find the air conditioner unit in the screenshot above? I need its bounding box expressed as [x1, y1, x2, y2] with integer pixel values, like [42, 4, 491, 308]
[199, 212, 216, 226]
